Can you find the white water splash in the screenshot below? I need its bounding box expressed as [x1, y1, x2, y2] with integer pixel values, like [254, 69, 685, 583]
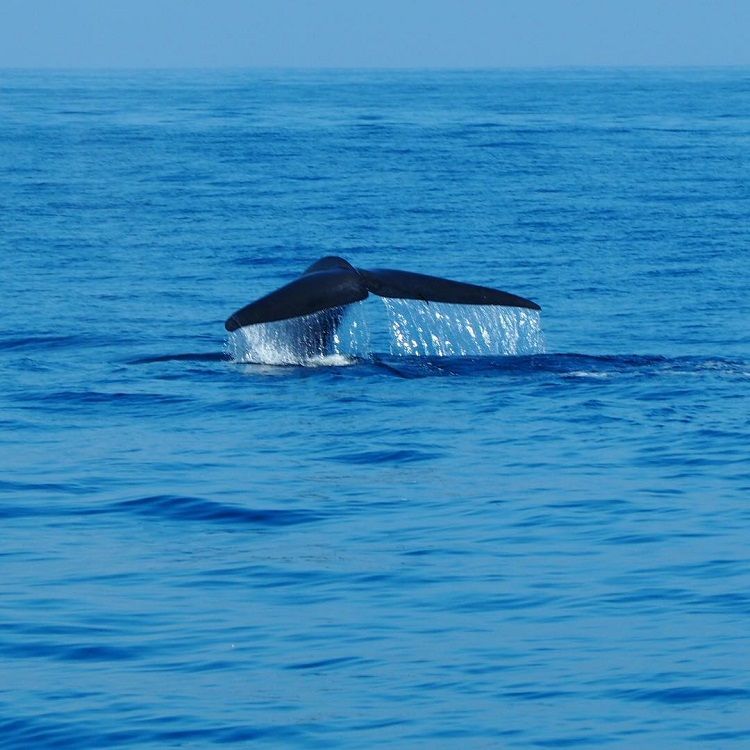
[227, 298, 544, 364]
[226, 304, 370, 365]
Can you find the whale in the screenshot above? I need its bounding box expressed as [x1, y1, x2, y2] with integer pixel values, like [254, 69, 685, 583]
[225, 256, 540, 337]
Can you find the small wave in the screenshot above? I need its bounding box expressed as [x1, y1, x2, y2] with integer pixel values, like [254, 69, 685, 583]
[286, 655, 362, 671]
[368, 353, 749, 379]
[327, 448, 444, 465]
[0, 495, 324, 527]
[614, 686, 750, 704]
[129, 348, 748, 381]
[108, 495, 322, 526]
[0, 479, 74, 495]
[35, 390, 191, 408]
[691, 729, 750, 742]
[128, 352, 230, 364]
[0, 640, 139, 662]
[0, 503, 50, 519]
[0, 334, 89, 352]
[0, 714, 302, 750]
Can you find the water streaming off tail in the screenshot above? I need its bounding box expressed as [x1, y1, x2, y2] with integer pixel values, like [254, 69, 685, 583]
[226, 304, 370, 365]
[380, 298, 545, 356]
[227, 298, 544, 364]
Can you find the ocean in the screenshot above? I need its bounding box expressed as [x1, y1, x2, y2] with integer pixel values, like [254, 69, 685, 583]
[1, 68, 749, 748]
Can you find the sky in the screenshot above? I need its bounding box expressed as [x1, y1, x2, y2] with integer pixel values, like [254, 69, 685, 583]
[1, 0, 748, 69]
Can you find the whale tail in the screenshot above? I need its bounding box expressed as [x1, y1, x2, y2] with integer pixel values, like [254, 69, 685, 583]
[225, 256, 540, 332]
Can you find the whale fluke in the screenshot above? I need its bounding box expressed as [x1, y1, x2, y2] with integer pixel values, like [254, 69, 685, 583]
[225, 256, 540, 332]
[359, 267, 541, 310]
[224, 262, 368, 332]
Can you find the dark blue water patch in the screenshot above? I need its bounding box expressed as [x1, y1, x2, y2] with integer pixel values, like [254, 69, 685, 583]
[696, 593, 750, 616]
[613, 686, 750, 705]
[642, 558, 750, 581]
[0, 495, 323, 528]
[107, 494, 324, 527]
[366, 353, 750, 380]
[127, 352, 230, 364]
[30, 390, 193, 410]
[532, 737, 606, 748]
[171, 563, 323, 591]
[287, 655, 362, 671]
[0, 335, 81, 350]
[471, 140, 539, 149]
[199, 352, 737, 381]
[326, 448, 445, 465]
[0, 714, 309, 750]
[0, 640, 139, 662]
[502, 689, 574, 701]
[0, 716, 96, 750]
[690, 729, 750, 742]
[285, 174, 332, 183]
[0, 334, 98, 352]
[1, 620, 116, 638]
[218, 566, 332, 591]
[446, 592, 556, 614]
[0, 479, 82, 495]
[0, 504, 51, 520]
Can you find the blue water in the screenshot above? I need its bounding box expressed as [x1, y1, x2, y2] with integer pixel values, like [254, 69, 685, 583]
[1, 68, 749, 748]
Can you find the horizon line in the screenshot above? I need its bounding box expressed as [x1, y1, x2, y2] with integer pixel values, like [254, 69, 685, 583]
[2, 63, 749, 72]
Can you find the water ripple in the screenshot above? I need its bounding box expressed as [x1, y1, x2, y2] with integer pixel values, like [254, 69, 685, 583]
[3, 68, 749, 750]
[614, 686, 750, 704]
[109, 495, 324, 526]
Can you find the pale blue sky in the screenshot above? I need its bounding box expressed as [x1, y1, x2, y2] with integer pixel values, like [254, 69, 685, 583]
[2, 0, 748, 69]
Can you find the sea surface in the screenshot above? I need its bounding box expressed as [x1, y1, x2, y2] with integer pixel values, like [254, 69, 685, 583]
[1, 68, 749, 748]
